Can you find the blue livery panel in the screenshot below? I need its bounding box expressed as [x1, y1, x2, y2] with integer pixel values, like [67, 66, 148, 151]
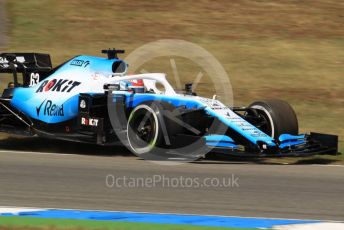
[10, 55, 126, 124]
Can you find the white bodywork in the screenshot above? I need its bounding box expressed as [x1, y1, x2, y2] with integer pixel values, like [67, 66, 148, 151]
[106, 73, 272, 145]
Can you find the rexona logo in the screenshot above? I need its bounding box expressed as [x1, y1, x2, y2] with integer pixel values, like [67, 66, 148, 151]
[36, 79, 81, 93]
[36, 99, 64, 117]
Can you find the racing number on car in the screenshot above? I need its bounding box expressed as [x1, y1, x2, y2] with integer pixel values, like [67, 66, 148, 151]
[30, 73, 40, 86]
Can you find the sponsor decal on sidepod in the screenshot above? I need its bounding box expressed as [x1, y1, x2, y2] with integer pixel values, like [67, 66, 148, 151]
[36, 79, 81, 93]
[36, 99, 64, 117]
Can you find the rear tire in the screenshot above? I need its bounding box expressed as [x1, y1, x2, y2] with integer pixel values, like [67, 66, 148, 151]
[249, 99, 298, 138]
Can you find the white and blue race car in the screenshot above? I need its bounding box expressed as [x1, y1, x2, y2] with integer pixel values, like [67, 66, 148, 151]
[0, 50, 338, 159]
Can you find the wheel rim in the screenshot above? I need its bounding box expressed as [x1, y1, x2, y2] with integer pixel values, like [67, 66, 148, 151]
[127, 105, 159, 154]
[250, 105, 275, 138]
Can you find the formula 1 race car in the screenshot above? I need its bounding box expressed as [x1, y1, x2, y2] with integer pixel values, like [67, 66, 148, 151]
[0, 49, 339, 159]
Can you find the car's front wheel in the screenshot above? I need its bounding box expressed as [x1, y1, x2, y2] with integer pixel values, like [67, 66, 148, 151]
[249, 99, 299, 138]
[127, 104, 162, 155]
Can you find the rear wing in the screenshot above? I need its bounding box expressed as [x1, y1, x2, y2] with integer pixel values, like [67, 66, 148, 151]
[0, 53, 52, 73]
[0, 53, 53, 87]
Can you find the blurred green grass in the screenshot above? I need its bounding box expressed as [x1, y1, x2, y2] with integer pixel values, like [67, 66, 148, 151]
[5, 0, 344, 157]
[0, 216, 253, 230]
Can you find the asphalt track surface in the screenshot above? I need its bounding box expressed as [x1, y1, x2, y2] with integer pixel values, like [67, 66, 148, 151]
[0, 137, 343, 222]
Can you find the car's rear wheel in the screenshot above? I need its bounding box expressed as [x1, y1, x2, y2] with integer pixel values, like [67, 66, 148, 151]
[249, 99, 298, 138]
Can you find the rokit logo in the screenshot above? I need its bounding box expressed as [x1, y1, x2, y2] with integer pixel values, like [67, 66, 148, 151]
[36, 99, 64, 117]
[81, 117, 99, 127]
[36, 79, 81, 93]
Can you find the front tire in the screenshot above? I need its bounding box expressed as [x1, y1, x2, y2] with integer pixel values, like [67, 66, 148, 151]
[249, 99, 298, 138]
[127, 104, 161, 155]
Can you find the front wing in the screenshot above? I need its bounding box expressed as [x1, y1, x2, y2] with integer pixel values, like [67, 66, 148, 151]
[205, 132, 338, 157]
